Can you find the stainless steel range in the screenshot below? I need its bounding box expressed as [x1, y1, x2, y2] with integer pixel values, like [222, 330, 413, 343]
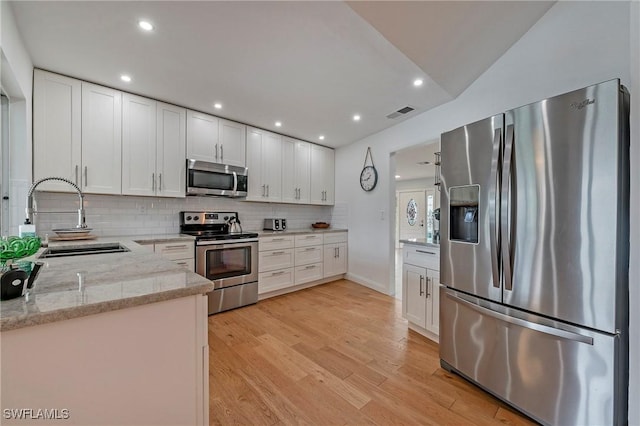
[180, 211, 258, 315]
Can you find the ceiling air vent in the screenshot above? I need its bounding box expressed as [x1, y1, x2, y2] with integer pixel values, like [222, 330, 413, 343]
[386, 106, 415, 119]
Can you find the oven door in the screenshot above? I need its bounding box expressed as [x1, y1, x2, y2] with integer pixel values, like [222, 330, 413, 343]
[195, 240, 258, 289]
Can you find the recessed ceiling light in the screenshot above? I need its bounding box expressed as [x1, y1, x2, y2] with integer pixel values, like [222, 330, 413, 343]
[213, 103, 222, 109]
[120, 74, 132, 82]
[318, 135, 325, 141]
[353, 114, 361, 122]
[275, 121, 282, 127]
[395, 175, 401, 179]
[138, 20, 154, 31]
[413, 79, 424, 87]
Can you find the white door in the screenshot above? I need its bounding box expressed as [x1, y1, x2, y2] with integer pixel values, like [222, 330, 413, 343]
[246, 127, 265, 201]
[403, 264, 426, 327]
[398, 190, 426, 241]
[263, 132, 282, 202]
[157, 102, 186, 197]
[186, 110, 218, 162]
[122, 93, 156, 196]
[81, 82, 122, 194]
[33, 70, 82, 191]
[218, 119, 246, 167]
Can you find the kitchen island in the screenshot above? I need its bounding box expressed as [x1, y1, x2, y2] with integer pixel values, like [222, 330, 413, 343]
[0, 238, 213, 425]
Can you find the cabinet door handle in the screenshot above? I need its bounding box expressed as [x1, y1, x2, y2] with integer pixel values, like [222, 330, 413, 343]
[267, 184, 269, 197]
[159, 173, 162, 191]
[262, 184, 266, 197]
[215, 144, 219, 160]
[75, 165, 79, 185]
[84, 166, 88, 187]
[419, 275, 424, 296]
[152, 173, 155, 191]
[220, 144, 224, 162]
[426, 276, 431, 298]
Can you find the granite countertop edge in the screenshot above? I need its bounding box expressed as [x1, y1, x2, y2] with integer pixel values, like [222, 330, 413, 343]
[0, 284, 212, 332]
[258, 228, 348, 237]
[400, 238, 440, 248]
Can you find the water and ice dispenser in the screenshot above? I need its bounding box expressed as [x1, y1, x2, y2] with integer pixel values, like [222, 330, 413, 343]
[449, 185, 479, 244]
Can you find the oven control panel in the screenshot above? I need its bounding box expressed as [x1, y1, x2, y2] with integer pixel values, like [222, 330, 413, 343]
[181, 211, 238, 225]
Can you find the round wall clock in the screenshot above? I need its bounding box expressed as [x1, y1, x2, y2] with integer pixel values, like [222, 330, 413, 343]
[360, 147, 378, 192]
[360, 165, 378, 191]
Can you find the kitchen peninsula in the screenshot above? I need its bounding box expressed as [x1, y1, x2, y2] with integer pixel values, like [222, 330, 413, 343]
[0, 237, 213, 425]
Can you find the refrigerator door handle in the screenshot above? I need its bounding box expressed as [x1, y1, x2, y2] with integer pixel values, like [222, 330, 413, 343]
[446, 292, 594, 345]
[489, 128, 502, 288]
[501, 124, 515, 291]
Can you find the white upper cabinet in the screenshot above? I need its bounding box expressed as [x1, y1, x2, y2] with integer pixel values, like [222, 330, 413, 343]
[122, 96, 186, 198]
[186, 110, 219, 162]
[156, 103, 186, 197]
[81, 82, 122, 194]
[187, 112, 246, 167]
[246, 127, 281, 202]
[310, 144, 335, 205]
[282, 137, 311, 204]
[122, 94, 157, 196]
[33, 70, 82, 192]
[218, 119, 246, 168]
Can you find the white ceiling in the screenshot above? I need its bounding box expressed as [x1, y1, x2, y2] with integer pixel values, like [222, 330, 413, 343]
[10, 1, 553, 148]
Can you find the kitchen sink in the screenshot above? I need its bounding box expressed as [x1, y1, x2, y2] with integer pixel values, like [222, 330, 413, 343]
[38, 243, 130, 259]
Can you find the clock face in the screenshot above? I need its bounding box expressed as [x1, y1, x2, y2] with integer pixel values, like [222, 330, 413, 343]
[360, 166, 378, 191]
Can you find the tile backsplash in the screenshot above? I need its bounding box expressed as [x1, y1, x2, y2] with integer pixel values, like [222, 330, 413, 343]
[27, 192, 347, 237]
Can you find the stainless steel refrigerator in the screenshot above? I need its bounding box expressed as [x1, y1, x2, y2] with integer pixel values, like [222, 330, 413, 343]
[439, 79, 630, 426]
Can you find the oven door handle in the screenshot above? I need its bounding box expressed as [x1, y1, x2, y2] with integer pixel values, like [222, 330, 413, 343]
[196, 239, 258, 247]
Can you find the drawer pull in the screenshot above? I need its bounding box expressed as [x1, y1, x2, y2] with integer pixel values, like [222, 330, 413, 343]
[304, 265, 316, 270]
[164, 244, 188, 250]
[271, 271, 285, 276]
[416, 250, 436, 255]
[272, 251, 285, 255]
[304, 247, 317, 252]
[305, 236, 316, 239]
[271, 238, 285, 242]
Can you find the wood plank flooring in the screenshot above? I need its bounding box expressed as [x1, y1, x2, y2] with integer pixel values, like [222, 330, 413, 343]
[208, 280, 535, 425]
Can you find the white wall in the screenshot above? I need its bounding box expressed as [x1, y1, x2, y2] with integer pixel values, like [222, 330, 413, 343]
[336, 2, 638, 422]
[1, 2, 34, 235]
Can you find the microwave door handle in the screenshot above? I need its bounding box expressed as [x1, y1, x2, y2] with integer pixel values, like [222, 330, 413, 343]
[233, 171, 238, 194]
[489, 128, 502, 288]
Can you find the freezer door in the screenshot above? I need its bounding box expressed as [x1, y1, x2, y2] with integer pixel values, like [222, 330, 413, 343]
[503, 79, 629, 333]
[440, 114, 503, 303]
[440, 288, 627, 426]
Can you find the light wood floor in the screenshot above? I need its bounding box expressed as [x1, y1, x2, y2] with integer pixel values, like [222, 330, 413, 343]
[208, 280, 536, 426]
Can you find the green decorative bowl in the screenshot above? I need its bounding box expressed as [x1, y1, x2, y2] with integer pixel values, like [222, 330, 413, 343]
[0, 236, 41, 262]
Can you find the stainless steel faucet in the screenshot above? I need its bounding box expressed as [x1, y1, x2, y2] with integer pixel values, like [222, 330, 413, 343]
[25, 177, 87, 229]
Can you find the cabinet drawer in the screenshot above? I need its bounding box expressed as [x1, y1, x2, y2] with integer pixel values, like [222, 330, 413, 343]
[259, 248, 294, 272]
[260, 235, 294, 251]
[259, 268, 294, 294]
[294, 263, 323, 285]
[323, 232, 347, 244]
[174, 258, 195, 271]
[404, 246, 439, 270]
[294, 246, 323, 266]
[295, 233, 324, 247]
[154, 241, 194, 261]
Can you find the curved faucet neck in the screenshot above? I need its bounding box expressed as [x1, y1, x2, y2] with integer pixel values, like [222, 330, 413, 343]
[26, 177, 87, 229]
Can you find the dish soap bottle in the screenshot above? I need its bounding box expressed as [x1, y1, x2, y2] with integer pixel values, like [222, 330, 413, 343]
[19, 219, 36, 238]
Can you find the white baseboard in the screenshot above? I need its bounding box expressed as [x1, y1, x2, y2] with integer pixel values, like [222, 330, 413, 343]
[345, 272, 390, 295]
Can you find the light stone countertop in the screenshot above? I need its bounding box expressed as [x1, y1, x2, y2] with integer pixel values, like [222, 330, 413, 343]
[400, 238, 440, 249]
[258, 228, 348, 237]
[0, 237, 213, 332]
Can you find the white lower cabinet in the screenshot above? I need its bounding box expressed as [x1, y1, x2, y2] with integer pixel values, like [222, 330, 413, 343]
[259, 231, 347, 297]
[402, 245, 440, 342]
[139, 240, 194, 271]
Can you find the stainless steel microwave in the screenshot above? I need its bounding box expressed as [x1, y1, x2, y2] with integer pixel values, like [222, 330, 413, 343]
[186, 159, 248, 197]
